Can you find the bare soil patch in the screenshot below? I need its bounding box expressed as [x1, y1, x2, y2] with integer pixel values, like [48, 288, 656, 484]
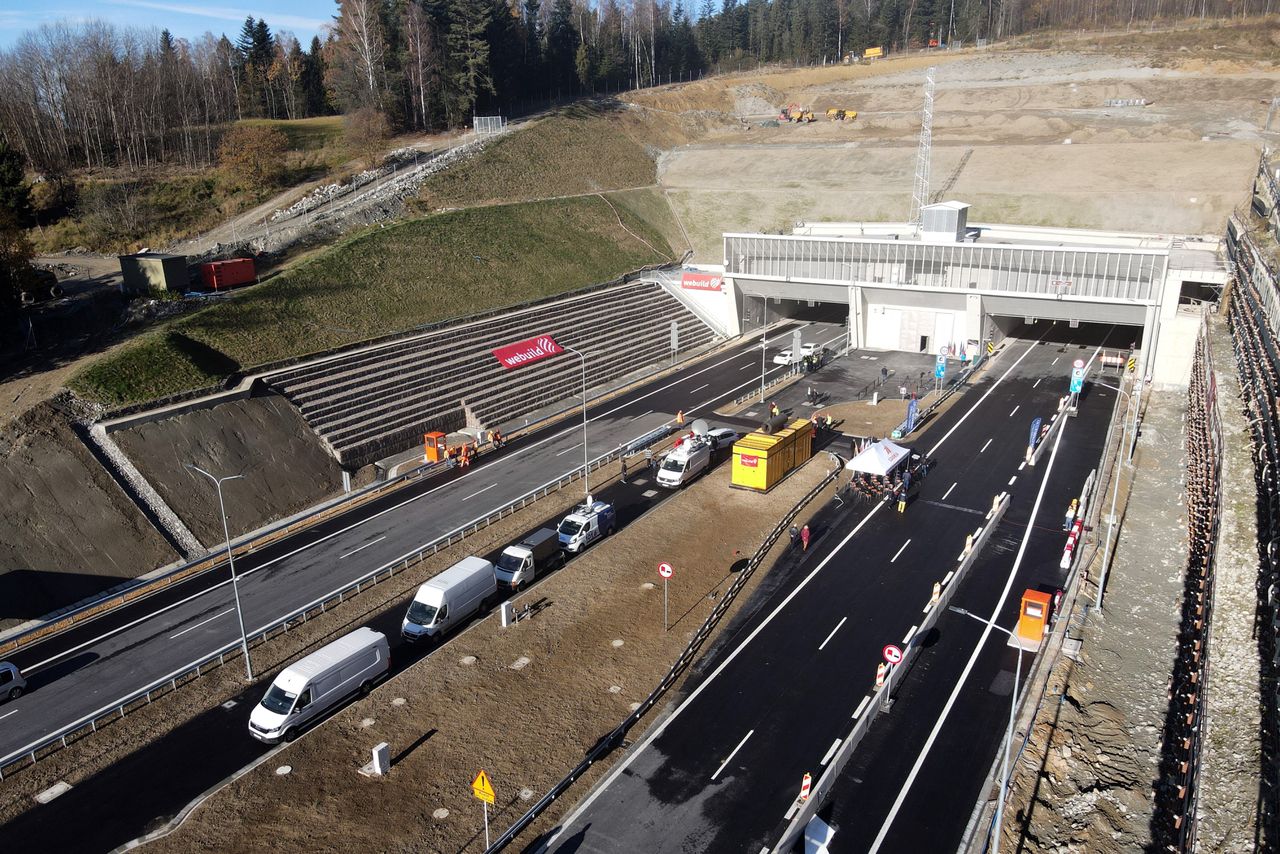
[144, 457, 834, 853]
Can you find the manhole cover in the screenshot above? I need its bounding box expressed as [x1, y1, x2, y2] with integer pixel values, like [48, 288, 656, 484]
[460, 655, 477, 666]
[392, 697, 406, 706]
[611, 639, 624, 648]
[520, 788, 535, 801]
[433, 808, 450, 820]
[275, 765, 292, 776]
[510, 656, 531, 670]
[361, 718, 376, 728]
[609, 685, 622, 694]
[221, 700, 238, 710]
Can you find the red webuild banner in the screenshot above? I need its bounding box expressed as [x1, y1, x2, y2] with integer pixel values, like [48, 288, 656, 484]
[680, 272, 724, 292]
[492, 334, 564, 370]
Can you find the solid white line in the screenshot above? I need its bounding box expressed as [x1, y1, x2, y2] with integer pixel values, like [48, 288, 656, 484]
[0, 709, 18, 721]
[711, 730, 755, 780]
[339, 536, 385, 560]
[818, 617, 848, 651]
[890, 539, 911, 563]
[542, 336, 1033, 848]
[1009, 405, 1019, 417]
[942, 482, 957, 500]
[554, 442, 583, 457]
[980, 438, 993, 453]
[462, 483, 497, 501]
[853, 696, 871, 720]
[168, 608, 234, 640]
[867, 406, 1070, 854]
[820, 738, 842, 766]
[689, 384, 709, 394]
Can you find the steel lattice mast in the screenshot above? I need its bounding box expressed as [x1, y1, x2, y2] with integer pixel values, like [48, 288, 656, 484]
[909, 66, 937, 229]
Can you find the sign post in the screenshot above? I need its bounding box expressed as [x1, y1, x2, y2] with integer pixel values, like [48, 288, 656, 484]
[1069, 359, 1085, 413]
[670, 320, 679, 367]
[934, 353, 946, 394]
[472, 770, 496, 847]
[881, 643, 904, 711]
[658, 562, 674, 631]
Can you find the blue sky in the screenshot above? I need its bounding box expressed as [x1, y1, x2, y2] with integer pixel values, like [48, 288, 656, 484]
[0, 0, 332, 48]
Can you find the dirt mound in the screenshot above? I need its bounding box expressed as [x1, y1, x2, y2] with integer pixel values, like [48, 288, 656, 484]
[112, 393, 343, 546]
[0, 399, 178, 629]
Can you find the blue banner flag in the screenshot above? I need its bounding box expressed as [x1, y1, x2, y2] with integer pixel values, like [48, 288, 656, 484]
[1029, 417, 1042, 446]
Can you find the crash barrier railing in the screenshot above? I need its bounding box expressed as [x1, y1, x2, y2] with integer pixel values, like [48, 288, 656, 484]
[891, 349, 990, 440]
[772, 489, 1011, 852]
[731, 362, 802, 407]
[1225, 219, 1280, 847]
[485, 454, 844, 852]
[1145, 310, 1220, 852]
[0, 428, 671, 780]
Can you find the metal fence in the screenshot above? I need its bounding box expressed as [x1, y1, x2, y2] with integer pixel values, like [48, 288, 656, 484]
[485, 457, 843, 851]
[473, 115, 507, 136]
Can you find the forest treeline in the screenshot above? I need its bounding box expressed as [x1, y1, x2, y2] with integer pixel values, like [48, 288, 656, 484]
[0, 0, 1265, 176]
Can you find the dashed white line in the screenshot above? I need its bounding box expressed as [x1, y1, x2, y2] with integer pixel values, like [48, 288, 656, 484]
[1033, 378, 1042, 388]
[820, 738, 843, 766]
[711, 729, 755, 780]
[942, 482, 957, 500]
[462, 483, 497, 501]
[980, 438, 993, 453]
[0, 709, 18, 721]
[339, 536, 385, 560]
[853, 696, 871, 720]
[1018, 461, 1026, 471]
[631, 409, 654, 421]
[689, 384, 709, 394]
[818, 617, 848, 651]
[169, 608, 234, 640]
[554, 442, 583, 457]
[902, 625, 918, 645]
[1009, 405, 1019, 417]
[890, 539, 911, 563]
[1051, 357, 1059, 365]
[740, 363, 753, 371]
[1008, 476, 1017, 486]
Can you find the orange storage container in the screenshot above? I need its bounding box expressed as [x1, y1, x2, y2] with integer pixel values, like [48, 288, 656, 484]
[201, 258, 257, 291]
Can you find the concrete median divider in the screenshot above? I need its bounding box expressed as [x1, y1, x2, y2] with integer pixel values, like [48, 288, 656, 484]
[771, 490, 1011, 853]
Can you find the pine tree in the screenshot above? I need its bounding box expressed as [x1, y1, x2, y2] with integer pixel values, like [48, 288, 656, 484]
[545, 0, 578, 94]
[444, 0, 494, 124]
[0, 140, 33, 228]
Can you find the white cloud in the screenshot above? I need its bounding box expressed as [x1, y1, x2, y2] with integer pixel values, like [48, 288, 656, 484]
[106, 0, 328, 32]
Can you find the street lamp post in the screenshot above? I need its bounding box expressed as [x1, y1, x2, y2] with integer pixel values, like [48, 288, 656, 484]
[949, 606, 1023, 854]
[187, 465, 254, 680]
[560, 345, 592, 504]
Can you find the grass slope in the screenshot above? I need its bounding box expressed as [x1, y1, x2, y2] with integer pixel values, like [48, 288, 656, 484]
[417, 102, 685, 209]
[71, 194, 674, 406]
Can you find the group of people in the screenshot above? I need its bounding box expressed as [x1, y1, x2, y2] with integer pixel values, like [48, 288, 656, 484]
[846, 468, 911, 501]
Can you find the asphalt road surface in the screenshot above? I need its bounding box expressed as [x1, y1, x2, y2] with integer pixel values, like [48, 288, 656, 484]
[538, 331, 1119, 853]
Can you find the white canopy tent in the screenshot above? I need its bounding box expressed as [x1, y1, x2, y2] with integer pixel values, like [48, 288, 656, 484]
[844, 439, 910, 476]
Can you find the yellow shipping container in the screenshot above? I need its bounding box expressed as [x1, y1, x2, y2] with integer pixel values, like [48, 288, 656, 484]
[731, 419, 815, 492]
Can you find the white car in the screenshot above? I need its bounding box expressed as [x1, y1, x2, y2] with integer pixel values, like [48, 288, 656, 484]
[706, 428, 739, 450]
[772, 343, 822, 366]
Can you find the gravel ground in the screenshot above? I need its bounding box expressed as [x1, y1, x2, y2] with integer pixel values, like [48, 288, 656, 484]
[140, 456, 833, 853]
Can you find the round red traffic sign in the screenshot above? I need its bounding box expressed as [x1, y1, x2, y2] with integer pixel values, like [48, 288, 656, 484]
[1073, 359, 1085, 369]
[882, 644, 903, 665]
[658, 562, 674, 579]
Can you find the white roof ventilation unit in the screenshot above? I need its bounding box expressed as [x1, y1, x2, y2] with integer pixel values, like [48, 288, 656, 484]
[920, 200, 970, 244]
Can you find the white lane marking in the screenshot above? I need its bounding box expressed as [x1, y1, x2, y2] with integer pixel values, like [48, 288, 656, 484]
[631, 409, 654, 421]
[853, 696, 871, 719]
[711, 730, 755, 781]
[902, 625, 918, 645]
[739, 363, 753, 370]
[926, 336, 1047, 459]
[980, 439, 993, 453]
[891, 539, 911, 563]
[942, 482, 957, 500]
[818, 617, 848, 651]
[1008, 476, 1017, 486]
[462, 483, 497, 501]
[689, 384, 709, 394]
[1009, 405, 1019, 417]
[168, 608, 234, 640]
[0, 709, 18, 721]
[867, 407, 1069, 854]
[820, 738, 842, 766]
[339, 536, 385, 560]
[1033, 378, 1041, 388]
[1051, 357, 1058, 365]
[554, 442, 583, 457]
[1018, 461, 1025, 471]
[543, 338, 1029, 847]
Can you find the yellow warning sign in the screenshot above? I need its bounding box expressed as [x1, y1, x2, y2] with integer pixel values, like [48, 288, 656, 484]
[863, 46, 884, 59]
[471, 770, 495, 804]
[1127, 357, 1137, 372]
[986, 341, 995, 355]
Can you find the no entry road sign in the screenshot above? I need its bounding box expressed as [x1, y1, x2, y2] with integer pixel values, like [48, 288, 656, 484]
[658, 562, 673, 578]
[882, 644, 903, 665]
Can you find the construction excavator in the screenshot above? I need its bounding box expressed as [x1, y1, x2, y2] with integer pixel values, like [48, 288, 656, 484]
[778, 103, 816, 123]
[826, 108, 858, 122]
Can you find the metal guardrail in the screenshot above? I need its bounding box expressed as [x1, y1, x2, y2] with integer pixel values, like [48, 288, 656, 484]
[487, 455, 843, 852]
[0, 434, 656, 780]
[771, 490, 1011, 851]
[731, 362, 801, 406]
[891, 349, 989, 440]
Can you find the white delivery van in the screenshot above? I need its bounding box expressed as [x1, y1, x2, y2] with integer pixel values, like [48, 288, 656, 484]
[495, 528, 562, 592]
[249, 627, 389, 743]
[656, 438, 712, 488]
[402, 556, 498, 643]
[557, 501, 616, 554]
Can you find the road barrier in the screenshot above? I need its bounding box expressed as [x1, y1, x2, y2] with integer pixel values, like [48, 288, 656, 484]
[771, 490, 1011, 851]
[891, 349, 991, 440]
[485, 456, 843, 852]
[0, 428, 669, 780]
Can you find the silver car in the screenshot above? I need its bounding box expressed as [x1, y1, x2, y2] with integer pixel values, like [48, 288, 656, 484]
[0, 661, 26, 701]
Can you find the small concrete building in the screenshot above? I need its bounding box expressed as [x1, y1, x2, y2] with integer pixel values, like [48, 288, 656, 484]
[118, 252, 189, 295]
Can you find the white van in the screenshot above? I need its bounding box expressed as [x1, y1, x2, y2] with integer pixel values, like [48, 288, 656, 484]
[248, 627, 389, 743]
[656, 438, 712, 488]
[402, 556, 498, 643]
